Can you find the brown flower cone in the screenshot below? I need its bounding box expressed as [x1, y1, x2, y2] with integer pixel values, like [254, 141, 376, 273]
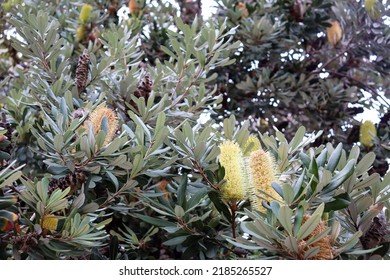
[134, 73, 153, 99]
[48, 170, 87, 194]
[75, 49, 90, 94]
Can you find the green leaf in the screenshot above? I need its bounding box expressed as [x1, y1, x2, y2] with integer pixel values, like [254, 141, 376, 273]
[278, 206, 293, 235]
[296, 213, 321, 240]
[134, 214, 177, 228]
[327, 143, 343, 172]
[163, 235, 188, 246]
[324, 193, 350, 212]
[208, 191, 231, 220]
[177, 175, 188, 209]
[174, 205, 185, 218]
[0, 196, 18, 209]
[322, 160, 355, 194]
[284, 236, 299, 254]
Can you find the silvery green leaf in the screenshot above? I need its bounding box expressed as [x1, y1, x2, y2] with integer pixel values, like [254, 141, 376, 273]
[304, 247, 320, 259]
[284, 236, 299, 253]
[278, 205, 293, 235]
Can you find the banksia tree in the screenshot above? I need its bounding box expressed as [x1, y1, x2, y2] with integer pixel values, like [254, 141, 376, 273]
[0, 0, 389, 262]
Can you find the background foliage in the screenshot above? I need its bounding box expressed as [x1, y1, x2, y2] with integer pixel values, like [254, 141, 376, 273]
[0, 0, 389, 260]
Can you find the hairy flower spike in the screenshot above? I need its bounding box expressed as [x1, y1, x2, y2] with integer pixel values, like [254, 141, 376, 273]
[79, 4, 93, 24]
[75, 25, 87, 42]
[218, 141, 247, 202]
[247, 148, 279, 212]
[75, 49, 90, 94]
[326, 20, 342, 47]
[297, 215, 333, 260]
[42, 214, 58, 231]
[360, 120, 376, 148]
[243, 135, 261, 157]
[89, 106, 118, 145]
[365, 0, 381, 20]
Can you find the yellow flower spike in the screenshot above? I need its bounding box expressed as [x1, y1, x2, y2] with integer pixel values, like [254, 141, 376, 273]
[326, 20, 342, 47]
[365, 0, 381, 20]
[243, 135, 261, 157]
[89, 106, 119, 146]
[247, 148, 279, 212]
[218, 141, 247, 202]
[75, 25, 87, 42]
[360, 120, 377, 148]
[42, 214, 58, 231]
[79, 4, 93, 24]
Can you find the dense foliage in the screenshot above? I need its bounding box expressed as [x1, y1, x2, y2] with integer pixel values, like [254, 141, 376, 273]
[0, 0, 389, 260]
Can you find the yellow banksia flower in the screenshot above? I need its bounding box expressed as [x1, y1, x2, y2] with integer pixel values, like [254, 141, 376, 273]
[247, 148, 279, 212]
[243, 135, 261, 157]
[42, 214, 58, 231]
[89, 106, 118, 146]
[297, 215, 333, 260]
[79, 4, 93, 24]
[326, 20, 342, 47]
[218, 141, 247, 202]
[128, 0, 140, 13]
[360, 120, 377, 148]
[75, 25, 87, 42]
[365, 0, 381, 20]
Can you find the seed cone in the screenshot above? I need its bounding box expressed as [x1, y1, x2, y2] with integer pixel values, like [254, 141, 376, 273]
[48, 170, 87, 194]
[75, 49, 90, 94]
[361, 213, 389, 254]
[134, 73, 153, 100]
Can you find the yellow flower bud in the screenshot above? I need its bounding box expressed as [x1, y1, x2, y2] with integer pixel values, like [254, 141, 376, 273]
[218, 141, 247, 202]
[365, 0, 381, 20]
[88, 106, 119, 146]
[75, 25, 87, 42]
[243, 135, 261, 157]
[79, 4, 93, 24]
[326, 20, 342, 47]
[247, 148, 279, 212]
[42, 214, 58, 231]
[360, 120, 377, 148]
